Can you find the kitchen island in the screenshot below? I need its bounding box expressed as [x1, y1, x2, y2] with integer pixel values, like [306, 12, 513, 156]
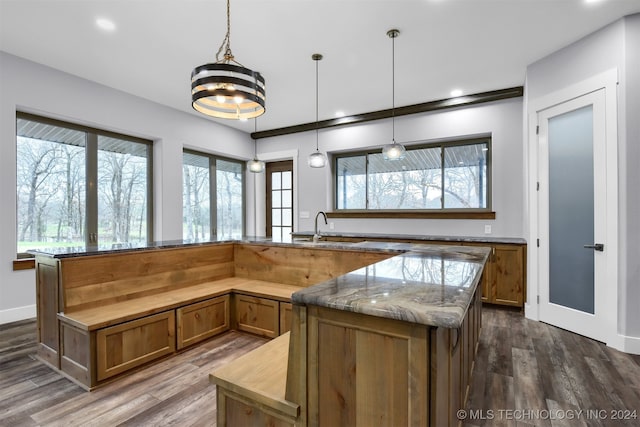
[210, 241, 490, 427]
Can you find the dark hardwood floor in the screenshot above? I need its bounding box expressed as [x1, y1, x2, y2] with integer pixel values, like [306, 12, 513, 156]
[1, 307, 638, 427]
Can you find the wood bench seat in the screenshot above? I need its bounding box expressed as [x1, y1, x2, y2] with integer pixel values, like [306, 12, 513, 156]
[210, 332, 299, 423]
[59, 277, 304, 331]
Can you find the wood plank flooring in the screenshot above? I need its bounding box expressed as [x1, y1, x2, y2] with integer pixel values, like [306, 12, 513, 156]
[465, 306, 640, 427]
[1, 306, 639, 427]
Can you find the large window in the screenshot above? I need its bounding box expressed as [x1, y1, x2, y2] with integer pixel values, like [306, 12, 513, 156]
[183, 150, 245, 239]
[335, 138, 490, 211]
[16, 113, 152, 253]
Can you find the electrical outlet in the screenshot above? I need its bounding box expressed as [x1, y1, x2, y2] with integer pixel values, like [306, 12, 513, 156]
[329, 222, 335, 230]
[484, 225, 492, 234]
[300, 211, 310, 219]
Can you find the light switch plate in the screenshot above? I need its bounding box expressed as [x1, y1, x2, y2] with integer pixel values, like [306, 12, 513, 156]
[329, 222, 335, 230]
[484, 225, 492, 234]
[300, 211, 310, 219]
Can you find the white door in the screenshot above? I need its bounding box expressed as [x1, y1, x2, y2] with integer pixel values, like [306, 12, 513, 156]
[537, 89, 608, 342]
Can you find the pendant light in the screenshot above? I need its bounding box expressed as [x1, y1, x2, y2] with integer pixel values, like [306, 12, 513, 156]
[247, 118, 265, 173]
[191, 0, 266, 120]
[381, 29, 406, 161]
[307, 53, 327, 168]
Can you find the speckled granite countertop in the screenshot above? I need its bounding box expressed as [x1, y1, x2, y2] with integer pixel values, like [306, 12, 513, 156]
[29, 236, 489, 328]
[292, 230, 527, 245]
[291, 244, 489, 328]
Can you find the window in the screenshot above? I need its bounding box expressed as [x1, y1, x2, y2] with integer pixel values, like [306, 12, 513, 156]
[183, 150, 245, 239]
[335, 138, 490, 212]
[266, 161, 294, 240]
[16, 113, 153, 253]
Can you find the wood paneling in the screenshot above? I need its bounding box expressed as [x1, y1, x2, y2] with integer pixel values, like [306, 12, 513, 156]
[61, 244, 235, 312]
[234, 244, 392, 287]
[235, 295, 280, 338]
[280, 302, 293, 335]
[34, 257, 60, 368]
[96, 311, 175, 381]
[176, 295, 230, 350]
[307, 306, 430, 427]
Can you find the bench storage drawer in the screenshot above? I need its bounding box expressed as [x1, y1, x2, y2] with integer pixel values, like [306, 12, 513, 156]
[177, 295, 230, 349]
[235, 295, 280, 338]
[96, 311, 175, 381]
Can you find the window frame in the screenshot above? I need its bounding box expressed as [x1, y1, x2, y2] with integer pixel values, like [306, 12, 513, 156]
[182, 149, 246, 238]
[332, 136, 494, 219]
[15, 112, 154, 257]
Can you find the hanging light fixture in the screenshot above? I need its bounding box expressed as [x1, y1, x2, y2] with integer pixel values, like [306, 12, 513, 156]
[381, 29, 406, 161]
[191, 0, 266, 120]
[247, 118, 265, 173]
[308, 53, 327, 168]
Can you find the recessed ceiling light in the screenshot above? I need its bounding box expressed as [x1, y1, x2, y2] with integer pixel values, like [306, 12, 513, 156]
[96, 18, 116, 32]
[335, 111, 345, 118]
[450, 89, 463, 97]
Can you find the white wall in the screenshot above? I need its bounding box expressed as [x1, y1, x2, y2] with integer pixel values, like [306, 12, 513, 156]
[257, 97, 524, 238]
[525, 14, 640, 346]
[0, 52, 254, 323]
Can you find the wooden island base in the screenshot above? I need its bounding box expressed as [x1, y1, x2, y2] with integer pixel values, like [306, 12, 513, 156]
[211, 287, 483, 427]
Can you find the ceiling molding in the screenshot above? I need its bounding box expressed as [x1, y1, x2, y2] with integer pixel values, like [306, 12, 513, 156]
[252, 86, 524, 140]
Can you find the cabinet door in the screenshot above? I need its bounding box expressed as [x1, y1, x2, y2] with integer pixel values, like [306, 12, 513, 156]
[235, 295, 279, 338]
[177, 295, 230, 349]
[492, 245, 525, 306]
[96, 311, 175, 381]
[279, 302, 293, 335]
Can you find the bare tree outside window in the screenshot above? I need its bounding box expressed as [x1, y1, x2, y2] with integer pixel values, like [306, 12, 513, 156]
[16, 115, 152, 253]
[335, 139, 489, 211]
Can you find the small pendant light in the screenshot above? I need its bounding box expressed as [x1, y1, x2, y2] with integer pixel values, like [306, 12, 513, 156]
[247, 118, 265, 173]
[381, 29, 406, 161]
[307, 53, 327, 168]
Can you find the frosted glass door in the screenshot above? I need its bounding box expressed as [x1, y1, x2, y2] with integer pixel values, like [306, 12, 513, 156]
[548, 106, 594, 314]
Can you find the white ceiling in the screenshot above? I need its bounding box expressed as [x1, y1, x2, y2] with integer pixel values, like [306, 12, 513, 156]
[1, 0, 639, 134]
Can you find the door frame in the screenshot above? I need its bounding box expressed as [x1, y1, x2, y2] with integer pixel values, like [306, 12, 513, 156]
[525, 68, 620, 348]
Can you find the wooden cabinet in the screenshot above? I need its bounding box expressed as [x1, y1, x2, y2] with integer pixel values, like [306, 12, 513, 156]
[176, 295, 230, 350]
[476, 244, 526, 307]
[280, 302, 293, 335]
[235, 295, 280, 338]
[96, 311, 175, 381]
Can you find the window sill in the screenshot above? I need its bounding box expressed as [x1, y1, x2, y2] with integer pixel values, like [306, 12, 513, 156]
[326, 210, 496, 220]
[13, 258, 35, 271]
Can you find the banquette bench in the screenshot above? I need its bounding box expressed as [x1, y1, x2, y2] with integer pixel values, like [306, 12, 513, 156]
[33, 242, 391, 390]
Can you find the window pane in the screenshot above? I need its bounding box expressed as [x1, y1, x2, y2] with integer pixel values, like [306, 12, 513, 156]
[98, 136, 149, 245]
[272, 190, 282, 208]
[16, 120, 86, 251]
[272, 171, 281, 190]
[367, 147, 442, 209]
[183, 152, 211, 240]
[282, 208, 292, 227]
[281, 171, 292, 189]
[336, 155, 366, 209]
[281, 227, 292, 238]
[281, 190, 292, 208]
[216, 159, 244, 237]
[443, 143, 487, 209]
[272, 209, 282, 226]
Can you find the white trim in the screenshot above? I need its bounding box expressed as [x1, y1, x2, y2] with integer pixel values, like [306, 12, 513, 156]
[0, 304, 36, 324]
[616, 334, 640, 355]
[526, 68, 619, 348]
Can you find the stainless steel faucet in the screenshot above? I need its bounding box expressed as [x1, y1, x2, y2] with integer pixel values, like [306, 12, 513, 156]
[313, 211, 328, 242]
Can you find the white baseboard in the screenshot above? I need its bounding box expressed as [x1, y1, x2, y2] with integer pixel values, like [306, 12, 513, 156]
[614, 333, 640, 355]
[0, 304, 36, 325]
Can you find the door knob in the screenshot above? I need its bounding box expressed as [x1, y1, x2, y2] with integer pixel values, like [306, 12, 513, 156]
[583, 243, 604, 251]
